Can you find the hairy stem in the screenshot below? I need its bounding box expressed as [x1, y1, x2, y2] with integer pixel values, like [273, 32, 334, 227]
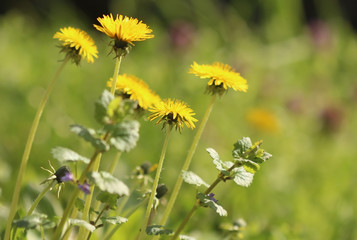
[138, 126, 172, 240]
[159, 95, 216, 227]
[5, 57, 69, 240]
[110, 56, 123, 95]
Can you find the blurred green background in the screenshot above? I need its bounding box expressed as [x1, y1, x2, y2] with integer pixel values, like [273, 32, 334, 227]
[1, 0, 357, 239]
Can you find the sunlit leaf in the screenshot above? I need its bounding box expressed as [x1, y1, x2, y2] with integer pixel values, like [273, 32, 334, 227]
[101, 216, 128, 225]
[95, 90, 114, 124]
[108, 120, 140, 152]
[51, 147, 89, 164]
[146, 225, 173, 235]
[68, 219, 95, 232]
[231, 167, 254, 187]
[197, 193, 227, 216]
[182, 170, 209, 188]
[89, 171, 129, 196]
[71, 124, 109, 152]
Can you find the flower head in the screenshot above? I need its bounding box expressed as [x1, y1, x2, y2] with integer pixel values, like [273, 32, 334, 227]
[189, 62, 248, 96]
[148, 99, 198, 132]
[107, 74, 161, 110]
[53, 27, 98, 64]
[78, 182, 91, 195]
[94, 14, 154, 56]
[208, 193, 218, 203]
[245, 108, 279, 133]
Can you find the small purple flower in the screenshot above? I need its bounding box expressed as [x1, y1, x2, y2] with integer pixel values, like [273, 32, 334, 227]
[54, 166, 72, 183]
[208, 193, 218, 203]
[78, 182, 90, 195]
[60, 171, 74, 182]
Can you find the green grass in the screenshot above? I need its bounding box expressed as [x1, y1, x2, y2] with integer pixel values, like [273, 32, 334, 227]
[1, 1, 357, 239]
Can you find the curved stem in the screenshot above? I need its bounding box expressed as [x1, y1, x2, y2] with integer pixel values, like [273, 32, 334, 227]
[5, 57, 69, 240]
[108, 151, 122, 174]
[51, 150, 101, 240]
[27, 181, 56, 216]
[78, 153, 102, 240]
[138, 126, 173, 240]
[171, 202, 199, 240]
[159, 95, 216, 227]
[110, 56, 123, 95]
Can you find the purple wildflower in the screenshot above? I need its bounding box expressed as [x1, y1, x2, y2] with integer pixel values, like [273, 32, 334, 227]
[208, 193, 218, 203]
[78, 182, 91, 195]
[60, 171, 74, 182]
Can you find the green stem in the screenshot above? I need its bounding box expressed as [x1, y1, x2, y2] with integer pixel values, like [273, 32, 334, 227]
[61, 206, 79, 240]
[171, 202, 199, 240]
[4, 57, 69, 240]
[104, 198, 148, 240]
[138, 126, 173, 240]
[159, 95, 216, 227]
[86, 205, 108, 240]
[51, 150, 101, 240]
[27, 181, 55, 216]
[108, 151, 122, 174]
[78, 153, 102, 240]
[110, 56, 123, 95]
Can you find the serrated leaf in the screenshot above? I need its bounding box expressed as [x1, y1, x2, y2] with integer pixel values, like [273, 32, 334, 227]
[146, 225, 173, 236]
[69, 219, 95, 232]
[197, 193, 227, 216]
[242, 160, 260, 174]
[231, 167, 254, 187]
[254, 150, 272, 163]
[96, 191, 119, 209]
[182, 170, 209, 188]
[101, 216, 128, 225]
[232, 137, 252, 159]
[51, 147, 90, 164]
[109, 120, 140, 152]
[89, 171, 129, 196]
[95, 90, 114, 124]
[13, 213, 47, 229]
[206, 148, 220, 161]
[71, 124, 110, 152]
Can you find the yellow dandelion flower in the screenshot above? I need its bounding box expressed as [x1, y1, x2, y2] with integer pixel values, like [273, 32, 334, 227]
[107, 74, 161, 110]
[189, 61, 248, 96]
[94, 14, 154, 56]
[246, 108, 279, 133]
[148, 99, 198, 132]
[53, 27, 98, 64]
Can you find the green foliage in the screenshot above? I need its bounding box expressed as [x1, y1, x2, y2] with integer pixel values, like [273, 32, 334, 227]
[101, 216, 128, 225]
[89, 171, 129, 196]
[181, 170, 209, 188]
[107, 120, 140, 152]
[179, 235, 196, 240]
[68, 219, 95, 232]
[231, 167, 254, 187]
[75, 198, 85, 212]
[146, 225, 173, 236]
[13, 213, 56, 230]
[51, 147, 90, 164]
[208, 148, 234, 176]
[95, 90, 114, 124]
[197, 193, 227, 216]
[96, 191, 120, 210]
[70, 124, 110, 152]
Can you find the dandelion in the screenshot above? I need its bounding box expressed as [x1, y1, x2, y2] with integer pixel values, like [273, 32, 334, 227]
[53, 27, 98, 65]
[189, 61, 248, 96]
[94, 14, 154, 56]
[148, 99, 198, 132]
[107, 74, 161, 110]
[246, 108, 279, 133]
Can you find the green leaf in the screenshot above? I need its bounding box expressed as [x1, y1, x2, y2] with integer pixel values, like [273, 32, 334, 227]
[206, 148, 220, 161]
[180, 235, 196, 240]
[107, 98, 137, 122]
[254, 150, 272, 163]
[241, 159, 260, 174]
[51, 147, 90, 164]
[89, 171, 129, 196]
[71, 124, 109, 152]
[197, 193, 227, 216]
[179, 235, 196, 240]
[232, 137, 252, 159]
[182, 170, 209, 188]
[101, 216, 128, 225]
[75, 198, 85, 212]
[146, 225, 173, 236]
[13, 213, 47, 229]
[109, 120, 140, 152]
[231, 167, 254, 187]
[95, 90, 114, 124]
[68, 219, 95, 232]
[96, 191, 119, 209]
